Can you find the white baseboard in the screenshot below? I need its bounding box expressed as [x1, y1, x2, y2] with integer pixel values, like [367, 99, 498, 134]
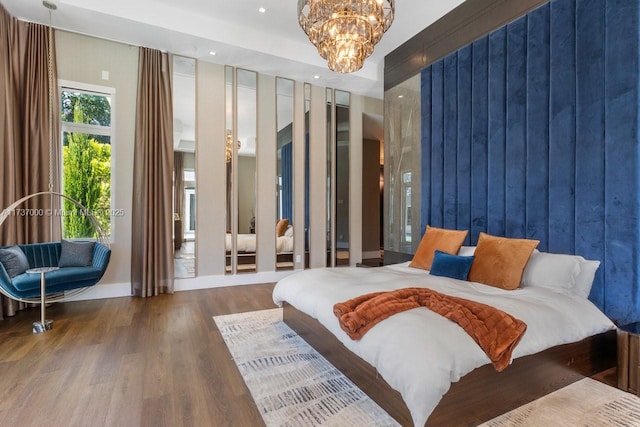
[63, 270, 299, 301]
[65, 282, 131, 301]
[174, 270, 297, 292]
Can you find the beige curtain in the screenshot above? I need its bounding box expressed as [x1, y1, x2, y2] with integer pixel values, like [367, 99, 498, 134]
[173, 151, 184, 251]
[0, 5, 60, 319]
[131, 47, 174, 297]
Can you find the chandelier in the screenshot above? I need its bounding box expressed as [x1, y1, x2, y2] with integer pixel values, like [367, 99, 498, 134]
[225, 130, 241, 163]
[297, 0, 394, 73]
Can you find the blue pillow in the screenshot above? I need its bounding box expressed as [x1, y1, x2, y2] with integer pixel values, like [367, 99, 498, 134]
[58, 240, 96, 267]
[429, 250, 475, 281]
[0, 246, 30, 278]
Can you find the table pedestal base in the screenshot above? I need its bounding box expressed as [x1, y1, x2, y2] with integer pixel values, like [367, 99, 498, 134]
[33, 319, 53, 334]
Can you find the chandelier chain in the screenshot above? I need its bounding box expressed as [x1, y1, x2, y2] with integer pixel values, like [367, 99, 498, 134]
[47, 8, 54, 192]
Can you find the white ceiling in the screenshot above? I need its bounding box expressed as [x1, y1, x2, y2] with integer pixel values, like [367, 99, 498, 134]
[2, 0, 465, 100]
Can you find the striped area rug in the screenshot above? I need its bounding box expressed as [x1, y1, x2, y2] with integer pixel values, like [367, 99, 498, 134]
[213, 308, 399, 427]
[480, 377, 640, 426]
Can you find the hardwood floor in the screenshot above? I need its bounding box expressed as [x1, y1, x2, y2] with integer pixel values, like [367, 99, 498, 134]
[0, 284, 277, 427]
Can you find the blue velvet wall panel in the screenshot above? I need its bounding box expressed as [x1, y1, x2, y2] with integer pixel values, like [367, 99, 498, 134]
[548, 0, 577, 255]
[457, 45, 473, 244]
[419, 0, 640, 323]
[487, 28, 507, 237]
[430, 61, 445, 228]
[525, 4, 550, 247]
[575, 0, 606, 309]
[603, 0, 640, 322]
[505, 17, 527, 239]
[443, 55, 458, 230]
[421, 69, 432, 232]
[470, 38, 488, 244]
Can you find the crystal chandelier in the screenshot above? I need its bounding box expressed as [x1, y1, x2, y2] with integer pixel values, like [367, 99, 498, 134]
[298, 0, 394, 73]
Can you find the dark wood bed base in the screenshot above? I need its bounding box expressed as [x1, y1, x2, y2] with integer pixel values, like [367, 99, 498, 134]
[283, 303, 617, 426]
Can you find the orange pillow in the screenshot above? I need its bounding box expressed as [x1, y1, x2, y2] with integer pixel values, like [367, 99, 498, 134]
[276, 219, 289, 237]
[468, 232, 539, 290]
[409, 226, 468, 271]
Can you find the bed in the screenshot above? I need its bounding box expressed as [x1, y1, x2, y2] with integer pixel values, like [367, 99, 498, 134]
[224, 234, 294, 254]
[225, 226, 295, 267]
[272, 248, 617, 426]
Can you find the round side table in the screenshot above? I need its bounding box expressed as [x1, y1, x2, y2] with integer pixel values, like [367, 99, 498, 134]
[25, 266, 59, 334]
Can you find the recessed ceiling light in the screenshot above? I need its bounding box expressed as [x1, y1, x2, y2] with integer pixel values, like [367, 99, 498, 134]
[314, 75, 320, 79]
[398, 95, 404, 98]
[258, 7, 266, 13]
[209, 51, 217, 56]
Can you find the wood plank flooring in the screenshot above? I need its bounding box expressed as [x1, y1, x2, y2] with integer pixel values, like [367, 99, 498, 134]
[0, 284, 277, 427]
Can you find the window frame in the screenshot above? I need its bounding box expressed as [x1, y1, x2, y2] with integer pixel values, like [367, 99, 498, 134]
[59, 80, 116, 241]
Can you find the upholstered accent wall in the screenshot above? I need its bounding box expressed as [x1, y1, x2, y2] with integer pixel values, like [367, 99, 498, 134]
[420, 0, 639, 324]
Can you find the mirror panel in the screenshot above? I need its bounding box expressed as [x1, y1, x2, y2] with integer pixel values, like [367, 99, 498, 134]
[335, 90, 350, 266]
[326, 88, 334, 267]
[236, 69, 258, 273]
[304, 83, 311, 268]
[276, 77, 294, 271]
[225, 66, 235, 273]
[384, 74, 422, 255]
[172, 56, 196, 278]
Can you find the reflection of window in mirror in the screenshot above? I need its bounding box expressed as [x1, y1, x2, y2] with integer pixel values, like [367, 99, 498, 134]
[402, 172, 412, 244]
[172, 56, 196, 278]
[276, 77, 294, 271]
[384, 74, 421, 256]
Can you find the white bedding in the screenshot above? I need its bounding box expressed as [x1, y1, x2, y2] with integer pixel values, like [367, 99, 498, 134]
[272, 262, 615, 427]
[225, 234, 293, 253]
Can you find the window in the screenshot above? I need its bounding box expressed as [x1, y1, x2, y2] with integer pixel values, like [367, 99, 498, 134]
[60, 82, 115, 239]
[402, 172, 412, 244]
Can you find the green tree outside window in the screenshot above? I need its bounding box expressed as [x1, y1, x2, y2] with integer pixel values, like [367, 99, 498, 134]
[61, 91, 112, 239]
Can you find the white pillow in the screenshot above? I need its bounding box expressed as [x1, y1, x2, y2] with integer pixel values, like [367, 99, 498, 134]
[521, 251, 583, 293]
[573, 260, 600, 298]
[457, 246, 476, 257]
[284, 225, 294, 238]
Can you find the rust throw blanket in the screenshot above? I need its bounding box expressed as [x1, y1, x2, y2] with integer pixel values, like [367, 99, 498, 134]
[333, 287, 527, 371]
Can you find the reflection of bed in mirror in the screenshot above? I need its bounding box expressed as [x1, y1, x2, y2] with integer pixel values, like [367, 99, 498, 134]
[225, 225, 295, 269]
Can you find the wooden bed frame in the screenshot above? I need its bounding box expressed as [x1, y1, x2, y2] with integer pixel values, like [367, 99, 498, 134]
[283, 302, 617, 426]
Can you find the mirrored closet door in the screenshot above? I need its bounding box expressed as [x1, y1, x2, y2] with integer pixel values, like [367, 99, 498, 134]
[304, 83, 311, 269]
[334, 90, 350, 266]
[276, 77, 294, 271]
[325, 88, 350, 267]
[172, 55, 196, 278]
[225, 67, 258, 274]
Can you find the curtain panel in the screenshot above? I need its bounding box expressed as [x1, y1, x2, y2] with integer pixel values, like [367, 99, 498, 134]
[131, 47, 174, 297]
[0, 5, 60, 319]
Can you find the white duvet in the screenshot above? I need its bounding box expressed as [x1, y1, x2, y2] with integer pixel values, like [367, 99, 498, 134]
[272, 262, 615, 427]
[225, 234, 294, 253]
